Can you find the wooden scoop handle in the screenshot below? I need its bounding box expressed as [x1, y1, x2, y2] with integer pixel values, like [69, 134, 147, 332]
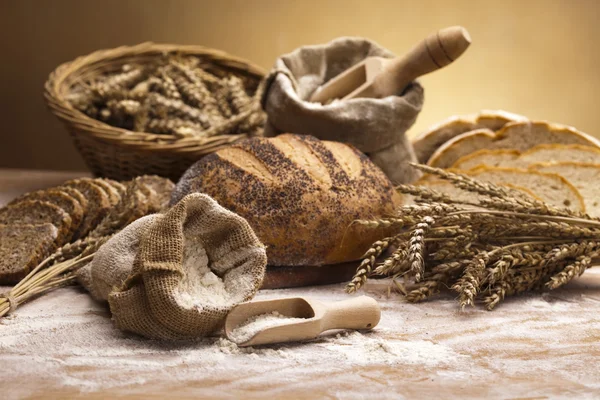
[365, 26, 471, 99]
[320, 296, 381, 332]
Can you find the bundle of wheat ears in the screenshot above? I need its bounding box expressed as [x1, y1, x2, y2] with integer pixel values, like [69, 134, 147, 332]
[67, 55, 263, 138]
[347, 164, 600, 310]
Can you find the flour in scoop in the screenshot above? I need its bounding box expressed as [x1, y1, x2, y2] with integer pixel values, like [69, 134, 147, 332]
[229, 311, 307, 344]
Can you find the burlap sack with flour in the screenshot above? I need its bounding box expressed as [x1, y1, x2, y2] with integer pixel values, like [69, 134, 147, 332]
[262, 37, 424, 183]
[77, 193, 267, 340]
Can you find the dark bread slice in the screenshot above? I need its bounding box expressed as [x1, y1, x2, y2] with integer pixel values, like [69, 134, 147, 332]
[102, 178, 127, 199]
[89, 178, 150, 238]
[63, 179, 111, 238]
[93, 179, 121, 206]
[136, 175, 175, 212]
[59, 186, 89, 210]
[8, 189, 84, 241]
[0, 223, 58, 284]
[0, 200, 72, 246]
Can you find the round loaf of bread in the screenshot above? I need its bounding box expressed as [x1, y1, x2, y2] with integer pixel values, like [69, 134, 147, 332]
[171, 134, 401, 266]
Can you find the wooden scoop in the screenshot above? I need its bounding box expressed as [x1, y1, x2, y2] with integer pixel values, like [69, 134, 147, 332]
[310, 26, 471, 103]
[225, 296, 381, 347]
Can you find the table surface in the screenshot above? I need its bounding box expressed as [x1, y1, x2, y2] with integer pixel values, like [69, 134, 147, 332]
[1, 168, 600, 399]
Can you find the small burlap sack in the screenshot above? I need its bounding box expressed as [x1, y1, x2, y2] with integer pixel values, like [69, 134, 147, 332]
[262, 37, 425, 184]
[77, 193, 267, 340]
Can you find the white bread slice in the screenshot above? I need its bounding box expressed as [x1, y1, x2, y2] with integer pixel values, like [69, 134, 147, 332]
[427, 121, 600, 168]
[465, 166, 585, 212]
[451, 144, 600, 171]
[415, 179, 542, 204]
[412, 110, 527, 163]
[519, 144, 600, 166]
[451, 149, 521, 170]
[529, 162, 600, 217]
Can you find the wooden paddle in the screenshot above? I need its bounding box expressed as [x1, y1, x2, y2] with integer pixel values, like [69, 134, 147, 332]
[225, 296, 381, 347]
[310, 26, 471, 104]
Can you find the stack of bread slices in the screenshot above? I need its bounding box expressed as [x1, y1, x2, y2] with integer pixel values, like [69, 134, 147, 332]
[411, 110, 600, 216]
[0, 175, 174, 284]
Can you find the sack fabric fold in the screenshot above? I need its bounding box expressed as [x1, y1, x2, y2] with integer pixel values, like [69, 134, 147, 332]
[78, 193, 267, 340]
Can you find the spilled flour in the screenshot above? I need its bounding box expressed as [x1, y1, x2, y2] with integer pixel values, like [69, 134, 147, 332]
[2, 271, 600, 398]
[228, 311, 307, 344]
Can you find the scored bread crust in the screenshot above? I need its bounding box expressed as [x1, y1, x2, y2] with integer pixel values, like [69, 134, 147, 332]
[0, 200, 73, 246]
[172, 134, 401, 266]
[0, 223, 58, 284]
[465, 166, 585, 212]
[427, 121, 600, 168]
[411, 110, 527, 163]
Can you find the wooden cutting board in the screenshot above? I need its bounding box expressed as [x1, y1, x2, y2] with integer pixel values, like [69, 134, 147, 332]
[262, 262, 358, 289]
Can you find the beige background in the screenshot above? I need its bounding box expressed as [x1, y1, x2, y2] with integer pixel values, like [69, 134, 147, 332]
[1, 0, 599, 171]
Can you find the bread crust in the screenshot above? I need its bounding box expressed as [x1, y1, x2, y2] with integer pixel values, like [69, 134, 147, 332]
[451, 148, 521, 170]
[0, 223, 58, 284]
[64, 179, 111, 238]
[427, 121, 600, 168]
[417, 178, 543, 202]
[412, 110, 526, 163]
[465, 166, 586, 212]
[529, 161, 600, 217]
[8, 189, 83, 241]
[172, 134, 401, 266]
[0, 200, 72, 245]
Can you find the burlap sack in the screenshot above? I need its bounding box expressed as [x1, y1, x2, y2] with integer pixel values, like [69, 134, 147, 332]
[262, 37, 425, 184]
[78, 193, 267, 340]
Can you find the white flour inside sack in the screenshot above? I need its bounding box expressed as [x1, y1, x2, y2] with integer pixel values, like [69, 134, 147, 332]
[228, 311, 307, 344]
[173, 236, 232, 308]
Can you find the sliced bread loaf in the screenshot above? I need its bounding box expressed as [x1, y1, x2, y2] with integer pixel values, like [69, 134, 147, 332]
[103, 178, 127, 198]
[529, 162, 600, 217]
[0, 200, 73, 245]
[427, 121, 600, 168]
[8, 189, 84, 240]
[93, 179, 122, 206]
[465, 166, 585, 212]
[412, 110, 527, 163]
[89, 178, 150, 238]
[451, 144, 600, 171]
[414, 179, 542, 204]
[0, 223, 58, 284]
[136, 175, 175, 212]
[59, 186, 88, 211]
[519, 144, 600, 166]
[451, 149, 521, 170]
[64, 179, 111, 238]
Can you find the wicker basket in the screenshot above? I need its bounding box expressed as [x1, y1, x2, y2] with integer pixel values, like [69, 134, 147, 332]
[44, 42, 266, 181]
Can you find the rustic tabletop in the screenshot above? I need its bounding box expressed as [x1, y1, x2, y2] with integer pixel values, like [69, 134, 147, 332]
[1, 169, 600, 399]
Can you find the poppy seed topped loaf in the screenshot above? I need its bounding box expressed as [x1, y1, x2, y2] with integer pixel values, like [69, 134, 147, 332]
[171, 134, 402, 266]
